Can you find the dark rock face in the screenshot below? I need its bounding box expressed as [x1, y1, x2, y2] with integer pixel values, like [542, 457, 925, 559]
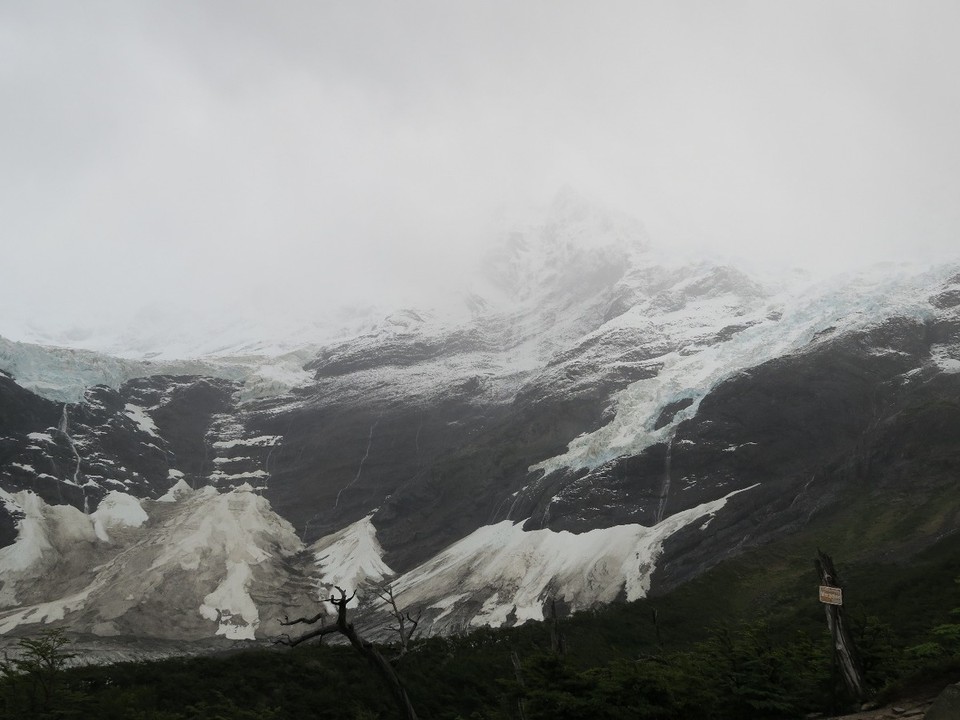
[125, 376, 237, 483]
[931, 288, 960, 309]
[0, 373, 61, 443]
[652, 318, 960, 592]
[248, 367, 617, 570]
[654, 398, 694, 430]
[0, 500, 22, 548]
[0, 372, 81, 507]
[0, 374, 240, 523]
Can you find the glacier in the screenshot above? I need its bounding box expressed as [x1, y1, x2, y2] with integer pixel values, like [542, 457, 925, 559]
[533, 262, 956, 475]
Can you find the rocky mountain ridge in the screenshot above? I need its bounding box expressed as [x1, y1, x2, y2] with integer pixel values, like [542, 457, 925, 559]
[1, 195, 959, 649]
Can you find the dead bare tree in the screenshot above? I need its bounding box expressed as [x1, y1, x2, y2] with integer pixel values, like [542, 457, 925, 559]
[376, 584, 422, 657]
[279, 586, 419, 720]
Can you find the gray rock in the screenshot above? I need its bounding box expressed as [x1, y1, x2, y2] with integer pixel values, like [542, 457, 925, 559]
[925, 682, 960, 720]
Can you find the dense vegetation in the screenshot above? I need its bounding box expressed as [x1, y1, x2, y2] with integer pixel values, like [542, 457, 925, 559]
[3, 529, 960, 719]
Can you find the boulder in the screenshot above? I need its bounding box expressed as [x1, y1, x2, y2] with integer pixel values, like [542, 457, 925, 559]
[924, 682, 960, 720]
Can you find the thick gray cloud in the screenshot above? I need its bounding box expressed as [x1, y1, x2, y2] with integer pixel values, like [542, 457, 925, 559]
[2, 1, 960, 338]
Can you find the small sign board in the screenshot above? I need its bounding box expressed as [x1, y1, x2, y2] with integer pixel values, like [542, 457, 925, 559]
[819, 585, 843, 606]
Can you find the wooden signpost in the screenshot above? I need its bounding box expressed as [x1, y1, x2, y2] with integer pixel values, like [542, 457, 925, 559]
[819, 585, 843, 606]
[816, 550, 865, 704]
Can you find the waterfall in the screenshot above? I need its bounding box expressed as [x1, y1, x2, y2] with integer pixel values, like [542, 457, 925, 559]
[302, 416, 381, 543]
[59, 403, 87, 512]
[655, 435, 674, 524]
[334, 417, 379, 510]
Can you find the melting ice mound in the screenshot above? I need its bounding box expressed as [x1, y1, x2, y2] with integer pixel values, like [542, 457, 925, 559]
[0, 485, 312, 641]
[385, 485, 757, 633]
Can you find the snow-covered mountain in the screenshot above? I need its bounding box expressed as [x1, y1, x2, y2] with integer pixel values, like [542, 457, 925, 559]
[1, 191, 959, 650]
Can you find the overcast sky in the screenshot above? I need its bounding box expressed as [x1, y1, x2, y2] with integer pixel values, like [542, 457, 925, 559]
[2, 1, 960, 339]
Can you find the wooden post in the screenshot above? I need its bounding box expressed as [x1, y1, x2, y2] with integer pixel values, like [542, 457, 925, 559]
[815, 550, 866, 704]
[510, 650, 528, 720]
[652, 607, 663, 650]
[549, 599, 566, 656]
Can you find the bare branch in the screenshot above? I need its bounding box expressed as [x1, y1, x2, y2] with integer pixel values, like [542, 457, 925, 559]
[280, 611, 325, 627]
[275, 625, 339, 647]
[333, 586, 357, 604]
[376, 584, 421, 657]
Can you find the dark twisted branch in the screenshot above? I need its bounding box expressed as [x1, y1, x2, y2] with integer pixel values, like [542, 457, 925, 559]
[276, 609, 335, 647]
[281, 610, 325, 626]
[275, 625, 338, 647]
[278, 586, 418, 720]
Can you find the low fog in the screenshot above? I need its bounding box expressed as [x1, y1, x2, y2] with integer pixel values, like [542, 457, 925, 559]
[2, 1, 960, 343]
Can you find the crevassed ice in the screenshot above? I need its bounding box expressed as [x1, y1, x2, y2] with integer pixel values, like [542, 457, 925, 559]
[533, 265, 951, 475]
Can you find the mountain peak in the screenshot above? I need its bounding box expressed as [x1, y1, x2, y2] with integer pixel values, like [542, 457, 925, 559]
[543, 187, 648, 252]
[479, 190, 649, 303]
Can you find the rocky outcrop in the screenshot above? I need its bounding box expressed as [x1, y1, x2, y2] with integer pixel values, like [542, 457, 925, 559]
[0, 373, 241, 514]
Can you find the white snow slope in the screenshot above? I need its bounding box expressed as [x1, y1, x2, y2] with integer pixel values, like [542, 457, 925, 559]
[384, 485, 757, 634]
[310, 513, 395, 610]
[0, 485, 312, 641]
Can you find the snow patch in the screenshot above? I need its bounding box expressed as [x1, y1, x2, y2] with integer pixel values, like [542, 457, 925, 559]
[0, 589, 94, 634]
[91, 492, 148, 542]
[209, 470, 269, 481]
[311, 514, 394, 601]
[199, 560, 259, 640]
[132, 484, 301, 638]
[157, 479, 194, 503]
[212, 456, 252, 465]
[0, 492, 52, 580]
[722, 442, 757, 453]
[123, 404, 159, 437]
[931, 343, 960, 374]
[212, 436, 281, 449]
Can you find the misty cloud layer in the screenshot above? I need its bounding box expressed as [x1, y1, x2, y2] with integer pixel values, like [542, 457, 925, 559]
[2, 1, 960, 340]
